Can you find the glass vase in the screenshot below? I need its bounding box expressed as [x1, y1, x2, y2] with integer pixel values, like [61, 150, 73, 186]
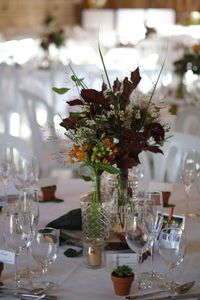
[107, 170, 139, 235]
[80, 174, 111, 268]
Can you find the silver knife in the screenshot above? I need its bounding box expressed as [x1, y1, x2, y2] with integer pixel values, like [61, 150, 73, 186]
[0, 291, 57, 300]
[126, 290, 170, 299]
[126, 293, 200, 300]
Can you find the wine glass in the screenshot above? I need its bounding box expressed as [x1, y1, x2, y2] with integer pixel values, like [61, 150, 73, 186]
[3, 211, 32, 287]
[0, 144, 13, 202]
[12, 153, 39, 197]
[18, 190, 40, 279]
[180, 150, 196, 214]
[158, 227, 186, 290]
[144, 191, 164, 281]
[125, 204, 151, 289]
[30, 227, 59, 288]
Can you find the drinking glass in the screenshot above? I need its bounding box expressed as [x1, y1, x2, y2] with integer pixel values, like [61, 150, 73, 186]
[18, 190, 40, 278]
[195, 171, 200, 217]
[158, 227, 186, 290]
[125, 204, 151, 289]
[0, 144, 13, 201]
[12, 154, 39, 209]
[31, 227, 59, 288]
[3, 211, 32, 287]
[180, 150, 196, 214]
[144, 191, 164, 280]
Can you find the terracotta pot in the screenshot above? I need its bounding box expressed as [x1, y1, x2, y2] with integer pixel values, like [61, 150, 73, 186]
[41, 185, 56, 201]
[162, 191, 171, 207]
[111, 273, 134, 296]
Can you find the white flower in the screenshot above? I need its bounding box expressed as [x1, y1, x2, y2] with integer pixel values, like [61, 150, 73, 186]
[103, 88, 113, 98]
[135, 111, 141, 119]
[113, 138, 119, 144]
[86, 120, 96, 126]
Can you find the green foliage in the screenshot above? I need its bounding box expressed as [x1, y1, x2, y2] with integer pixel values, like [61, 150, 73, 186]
[112, 265, 133, 277]
[64, 248, 83, 257]
[94, 162, 119, 174]
[174, 52, 200, 77]
[52, 87, 70, 94]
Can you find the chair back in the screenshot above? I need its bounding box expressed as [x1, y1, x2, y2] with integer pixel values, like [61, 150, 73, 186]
[152, 132, 200, 182]
[174, 107, 200, 137]
[20, 89, 58, 176]
[0, 133, 32, 159]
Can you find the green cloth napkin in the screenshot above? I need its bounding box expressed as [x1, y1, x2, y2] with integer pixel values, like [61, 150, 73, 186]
[46, 208, 82, 230]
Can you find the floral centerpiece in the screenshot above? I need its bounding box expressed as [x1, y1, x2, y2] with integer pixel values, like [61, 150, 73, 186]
[173, 43, 200, 99]
[40, 15, 65, 67]
[40, 15, 65, 51]
[53, 46, 168, 237]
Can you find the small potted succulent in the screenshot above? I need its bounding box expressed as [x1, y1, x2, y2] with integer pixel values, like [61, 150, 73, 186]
[111, 265, 134, 296]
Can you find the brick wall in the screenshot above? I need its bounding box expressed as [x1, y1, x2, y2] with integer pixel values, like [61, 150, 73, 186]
[0, 0, 76, 38]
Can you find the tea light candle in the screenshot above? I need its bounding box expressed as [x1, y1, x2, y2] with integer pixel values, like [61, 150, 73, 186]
[87, 242, 102, 267]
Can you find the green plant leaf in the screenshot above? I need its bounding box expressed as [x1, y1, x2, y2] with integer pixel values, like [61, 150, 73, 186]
[80, 175, 92, 181]
[52, 87, 70, 94]
[78, 163, 92, 181]
[64, 248, 83, 257]
[98, 41, 112, 89]
[95, 162, 119, 174]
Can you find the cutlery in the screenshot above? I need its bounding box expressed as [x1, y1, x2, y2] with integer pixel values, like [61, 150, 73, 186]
[20, 295, 57, 300]
[0, 286, 48, 295]
[0, 290, 57, 300]
[126, 281, 195, 300]
[126, 293, 200, 300]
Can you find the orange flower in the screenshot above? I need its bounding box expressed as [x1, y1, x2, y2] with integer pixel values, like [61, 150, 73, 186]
[82, 143, 90, 151]
[68, 146, 88, 162]
[103, 138, 114, 148]
[192, 44, 200, 52]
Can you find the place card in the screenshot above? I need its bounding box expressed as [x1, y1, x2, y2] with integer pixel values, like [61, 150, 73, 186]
[0, 249, 15, 264]
[105, 251, 137, 269]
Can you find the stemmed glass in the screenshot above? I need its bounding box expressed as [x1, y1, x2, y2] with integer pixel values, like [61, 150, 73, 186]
[0, 144, 13, 202]
[195, 171, 200, 217]
[144, 191, 164, 281]
[125, 204, 152, 289]
[180, 150, 196, 214]
[158, 227, 186, 290]
[30, 227, 59, 288]
[12, 153, 39, 198]
[12, 153, 39, 281]
[3, 211, 32, 287]
[18, 190, 40, 279]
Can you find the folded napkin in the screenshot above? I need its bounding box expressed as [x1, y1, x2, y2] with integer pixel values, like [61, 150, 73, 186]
[46, 208, 82, 230]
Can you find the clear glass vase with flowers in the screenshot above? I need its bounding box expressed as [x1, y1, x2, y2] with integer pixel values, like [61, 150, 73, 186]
[53, 45, 169, 244]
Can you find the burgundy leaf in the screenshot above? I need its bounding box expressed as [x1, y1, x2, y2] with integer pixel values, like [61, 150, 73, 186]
[113, 78, 122, 93]
[102, 82, 107, 91]
[81, 89, 107, 106]
[121, 129, 146, 141]
[130, 67, 142, 89]
[116, 155, 140, 170]
[119, 77, 133, 110]
[144, 145, 163, 154]
[127, 142, 148, 154]
[60, 116, 76, 130]
[67, 99, 84, 106]
[146, 123, 165, 142]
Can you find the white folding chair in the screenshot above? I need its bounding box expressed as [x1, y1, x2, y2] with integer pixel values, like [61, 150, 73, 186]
[152, 131, 200, 182]
[174, 107, 200, 137]
[0, 133, 32, 159]
[20, 89, 70, 177]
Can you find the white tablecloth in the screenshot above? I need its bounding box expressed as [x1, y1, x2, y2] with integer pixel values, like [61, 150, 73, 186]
[1, 177, 200, 299]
